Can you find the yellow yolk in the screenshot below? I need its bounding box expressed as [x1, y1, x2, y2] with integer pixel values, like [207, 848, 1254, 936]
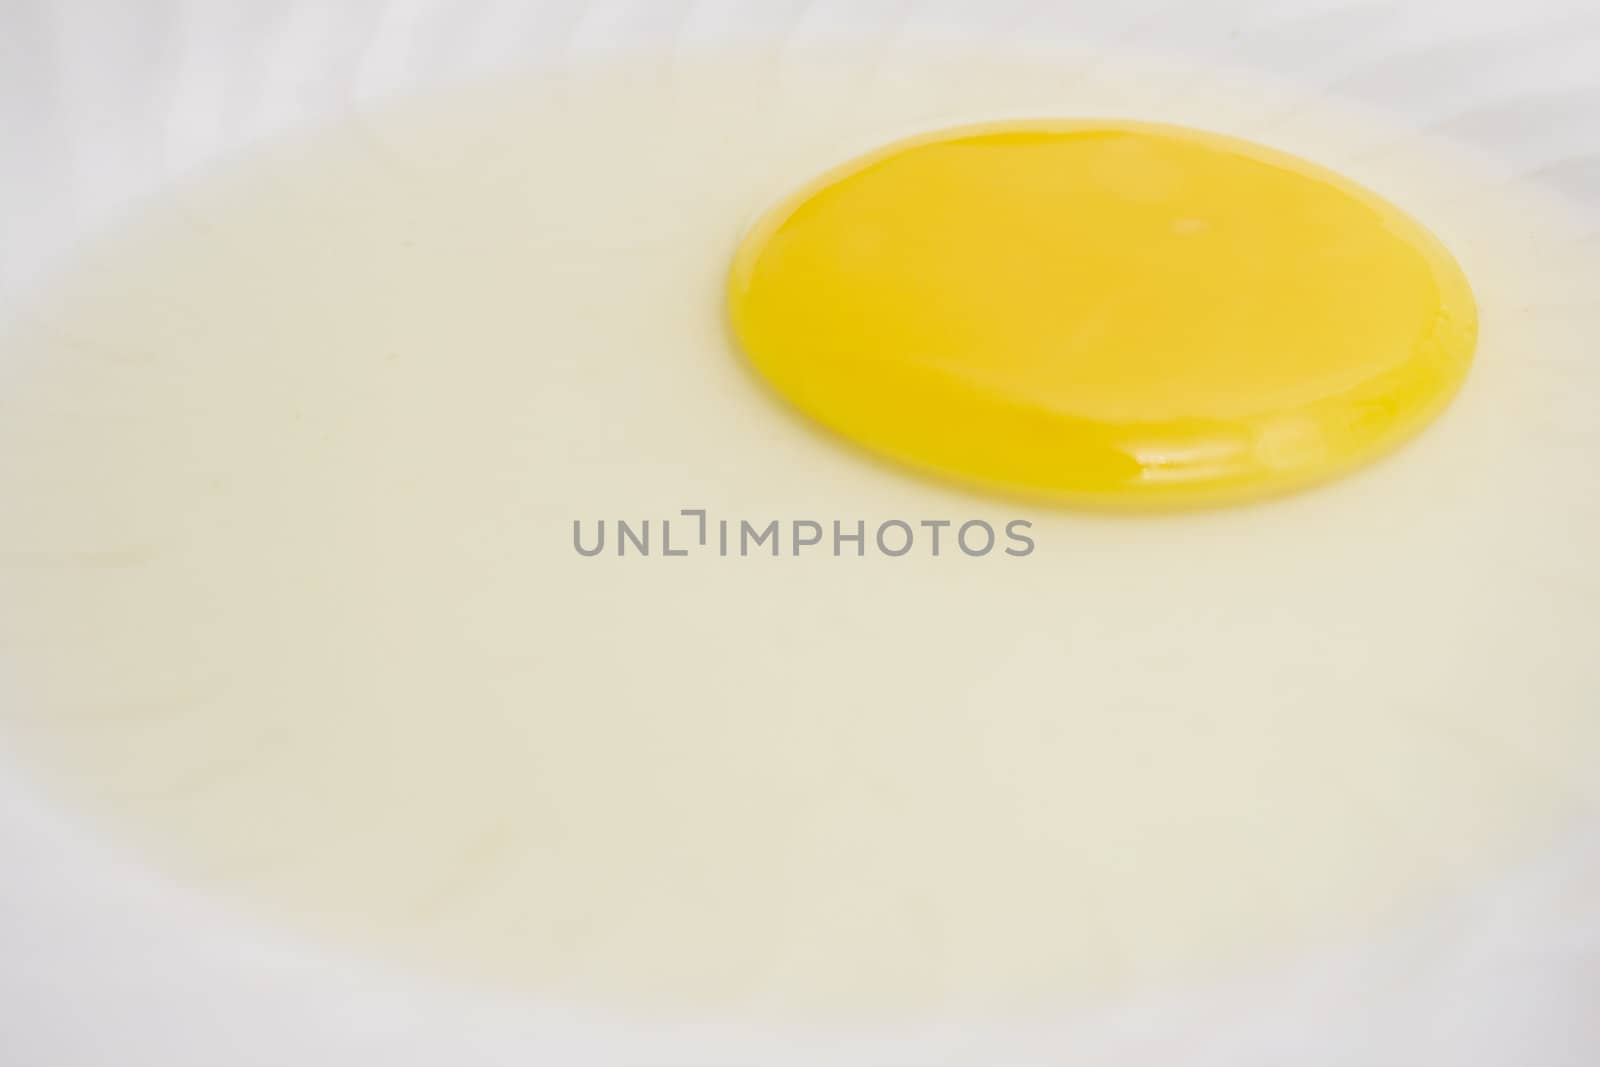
[728, 121, 1478, 508]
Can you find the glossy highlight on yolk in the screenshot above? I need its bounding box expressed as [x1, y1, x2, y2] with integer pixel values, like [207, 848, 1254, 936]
[727, 121, 1479, 508]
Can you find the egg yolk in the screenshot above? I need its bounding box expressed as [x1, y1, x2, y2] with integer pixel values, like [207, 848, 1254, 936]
[727, 121, 1478, 508]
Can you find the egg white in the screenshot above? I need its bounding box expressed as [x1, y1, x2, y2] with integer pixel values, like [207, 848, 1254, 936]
[0, 53, 1597, 1011]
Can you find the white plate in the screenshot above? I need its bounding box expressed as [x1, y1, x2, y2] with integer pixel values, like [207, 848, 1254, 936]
[2, 2, 1598, 1064]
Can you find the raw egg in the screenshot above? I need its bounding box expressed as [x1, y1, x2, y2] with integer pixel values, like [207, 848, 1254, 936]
[1, 58, 1595, 1014]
